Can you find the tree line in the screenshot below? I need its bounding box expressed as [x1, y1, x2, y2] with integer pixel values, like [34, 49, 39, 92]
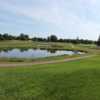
[0, 33, 98, 45]
[32, 35, 97, 45]
[0, 33, 29, 40]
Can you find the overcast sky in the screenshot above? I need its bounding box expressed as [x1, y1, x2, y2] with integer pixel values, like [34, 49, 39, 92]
[0, 0, 100, 40]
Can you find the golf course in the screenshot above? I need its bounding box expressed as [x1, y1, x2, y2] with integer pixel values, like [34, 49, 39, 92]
[0, 40, 99, 100]
[1, 0, 100, 99]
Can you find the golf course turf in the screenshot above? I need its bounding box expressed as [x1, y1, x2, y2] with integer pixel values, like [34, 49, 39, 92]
[0, 55, 99, 100]
[0, 41, 99, 100]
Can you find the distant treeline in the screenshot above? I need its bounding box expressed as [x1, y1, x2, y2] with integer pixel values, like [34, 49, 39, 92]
[32, 36, 96, 44]
[0, 33, 29, 40]
[0, 33, 97, 44]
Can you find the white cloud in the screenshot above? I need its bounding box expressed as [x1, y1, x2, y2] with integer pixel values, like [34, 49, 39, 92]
[0, 0, 100, 40]
[81, 0, 97, 5]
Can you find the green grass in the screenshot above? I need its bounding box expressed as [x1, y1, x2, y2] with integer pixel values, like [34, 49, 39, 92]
[0, 40, 95, 62]
[0, 40, 99, 99]
[0, 40, 93, 51]
[0, 55, 100, 100]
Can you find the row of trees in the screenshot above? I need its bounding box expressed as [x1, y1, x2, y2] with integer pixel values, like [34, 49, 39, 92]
[0, 33, 29, 40]
[33, 35, 96, 44]
[0, 33, 98, 45]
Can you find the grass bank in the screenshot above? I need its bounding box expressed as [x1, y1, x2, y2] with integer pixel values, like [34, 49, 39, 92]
[0, 40, 95, 51]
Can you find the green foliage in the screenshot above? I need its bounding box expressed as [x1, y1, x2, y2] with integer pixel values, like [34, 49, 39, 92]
[0, 33, 15, 40]
[0, 33, 96, 44]
[0, 56, 99, 99]
[0, 33, 29, 41]
[17, 33, 29, 40]
[47, 35, 58, 42]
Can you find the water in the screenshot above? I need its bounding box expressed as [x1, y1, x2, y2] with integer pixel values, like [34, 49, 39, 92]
[0, 49, 83, 58]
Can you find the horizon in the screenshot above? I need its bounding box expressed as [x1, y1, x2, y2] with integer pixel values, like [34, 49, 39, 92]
[0, 33, 97, 41]
[0, 0, 100, 40]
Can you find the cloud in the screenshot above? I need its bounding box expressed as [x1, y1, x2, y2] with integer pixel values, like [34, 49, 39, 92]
[0, 0, 100, 40]
[82, 0, 97, 5]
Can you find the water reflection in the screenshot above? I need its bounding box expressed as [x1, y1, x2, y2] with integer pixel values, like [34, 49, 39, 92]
[0, 48, 83, 58]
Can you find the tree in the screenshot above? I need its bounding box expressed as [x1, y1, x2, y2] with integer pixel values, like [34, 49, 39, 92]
[2, 33, 14, 40]
[18, 33, 29, 40]
[0, 34, 4, 40]
[76, 37, 80, 44]
[97, 35, 100, 46]
[47, 35, 58, 42]
[3, 33, 9, 40]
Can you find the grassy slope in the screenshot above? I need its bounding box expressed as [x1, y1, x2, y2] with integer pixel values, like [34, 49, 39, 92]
[0, 55, 100, 100]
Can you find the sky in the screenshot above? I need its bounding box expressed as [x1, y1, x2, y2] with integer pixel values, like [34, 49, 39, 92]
[0, 0, 100, 40]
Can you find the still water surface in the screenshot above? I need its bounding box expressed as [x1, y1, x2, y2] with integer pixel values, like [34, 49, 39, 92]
[0, 49, 83, 58]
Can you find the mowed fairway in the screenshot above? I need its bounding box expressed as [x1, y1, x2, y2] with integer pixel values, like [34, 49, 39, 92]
[0, 55, 100, 100]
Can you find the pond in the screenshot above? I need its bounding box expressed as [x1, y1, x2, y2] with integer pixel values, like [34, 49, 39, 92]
[0, 49, 84, 59]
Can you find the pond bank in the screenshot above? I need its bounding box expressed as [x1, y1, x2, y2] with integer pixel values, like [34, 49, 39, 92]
[0, 54, 95, 67]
